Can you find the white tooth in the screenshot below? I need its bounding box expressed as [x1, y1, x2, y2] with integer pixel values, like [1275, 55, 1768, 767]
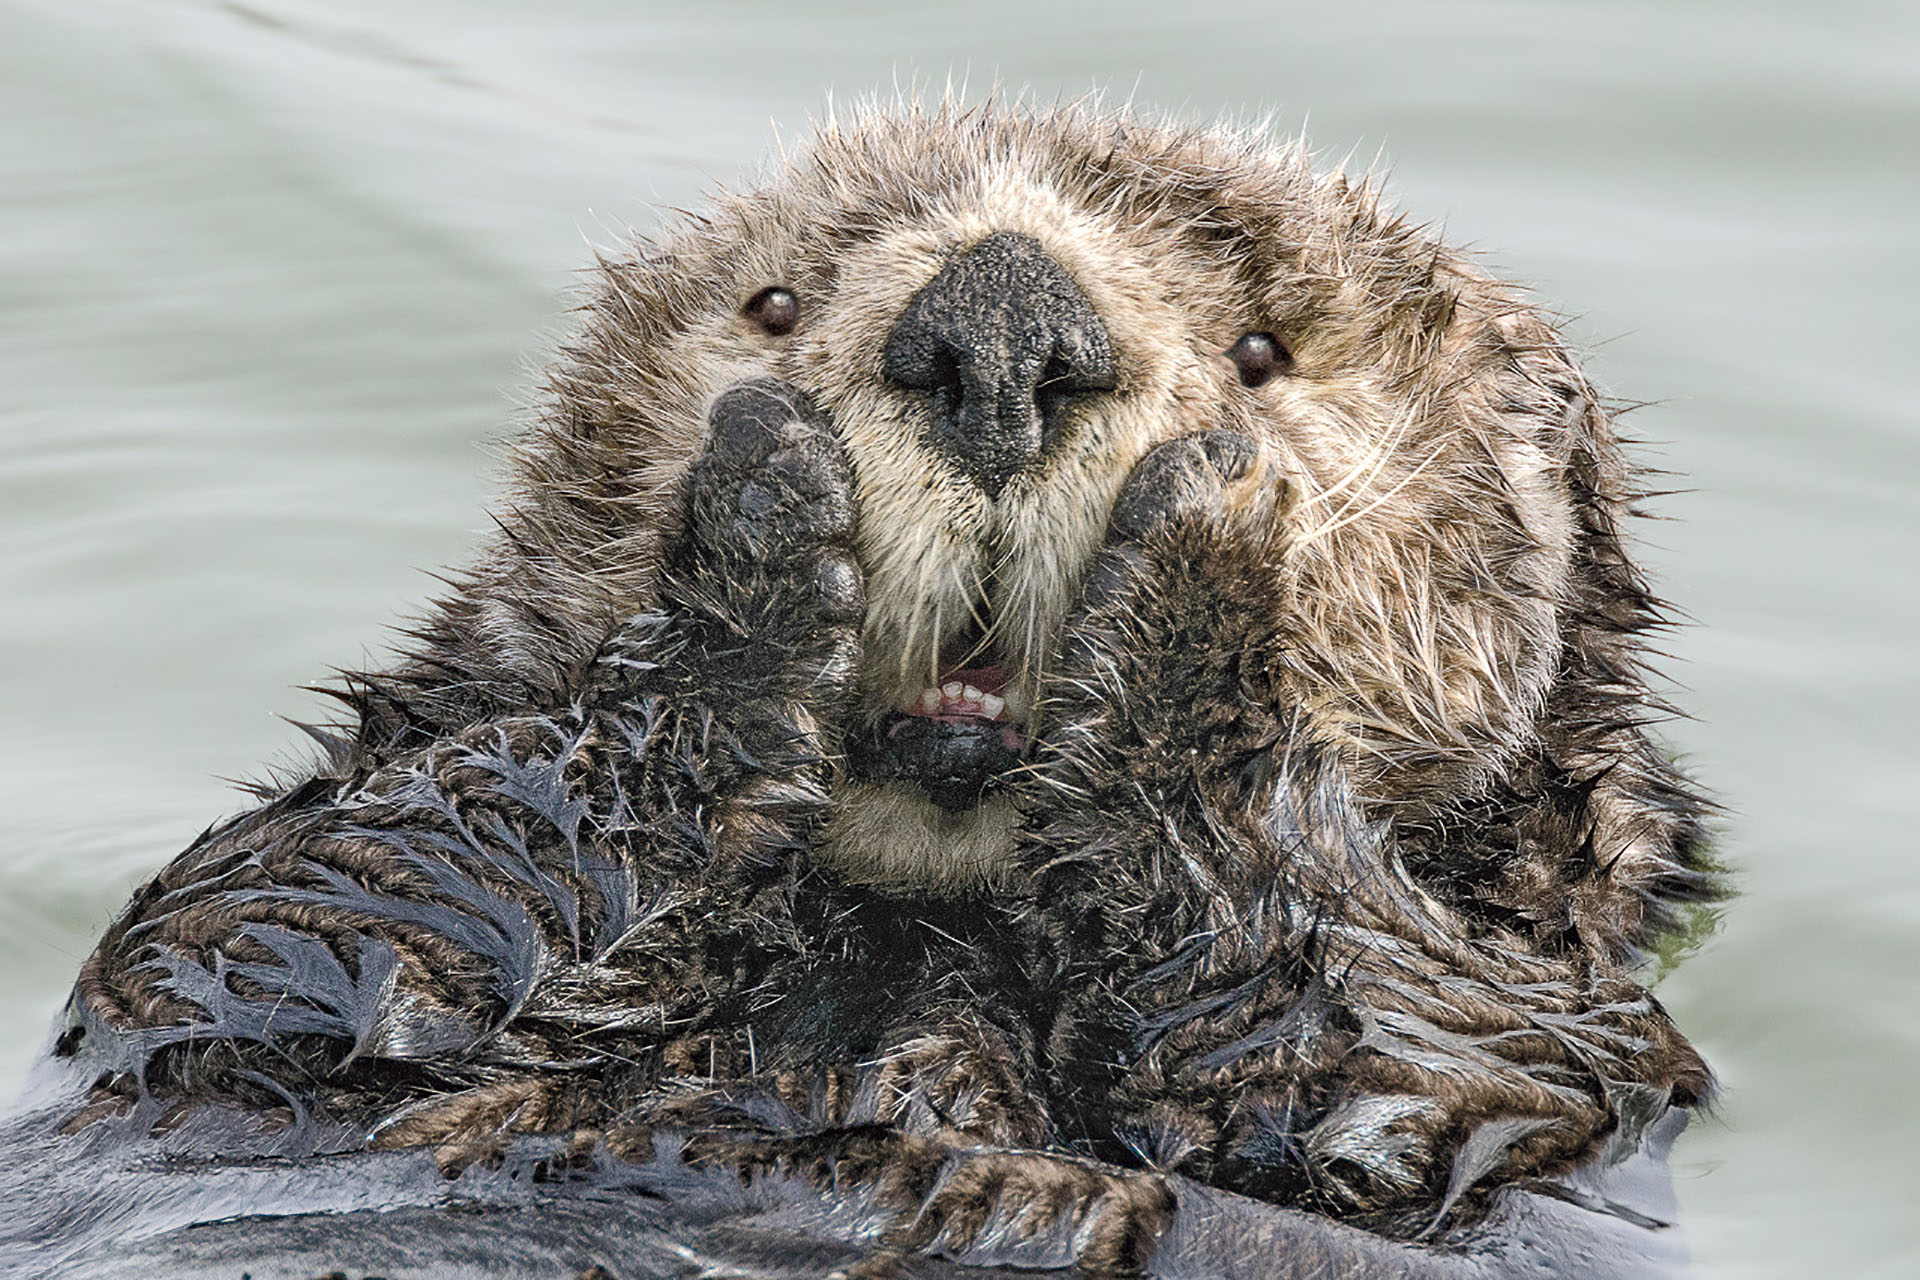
[979, 693, 1006, 721]
[919, 688, 942, 714]
[961, 684, 985, 701]
[941, 681, 964, 699]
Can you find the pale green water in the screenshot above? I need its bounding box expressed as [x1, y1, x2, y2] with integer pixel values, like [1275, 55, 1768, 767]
[2, 1, 1915, 1274]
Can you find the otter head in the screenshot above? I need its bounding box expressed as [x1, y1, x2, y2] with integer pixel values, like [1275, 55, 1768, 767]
[490, 103, 1698, 948]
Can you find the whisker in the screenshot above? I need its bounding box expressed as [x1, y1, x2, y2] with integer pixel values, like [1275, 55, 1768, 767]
[1293, 435, 1451, 548]
[1292, 409, 1413, 530]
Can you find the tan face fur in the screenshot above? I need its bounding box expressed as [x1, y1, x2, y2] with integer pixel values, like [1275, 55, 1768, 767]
[530, 104, 1624, 898]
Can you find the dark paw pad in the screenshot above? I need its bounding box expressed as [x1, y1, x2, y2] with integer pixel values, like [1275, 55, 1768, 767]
[1107, 430, 1259, 544]
[692, 378, 854, 557]
[809, 553, 865, 625]
[706, 378, 810, 467]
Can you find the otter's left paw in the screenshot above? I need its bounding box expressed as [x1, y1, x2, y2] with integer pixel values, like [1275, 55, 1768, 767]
[1107, 429, 1263, 542]
[1055, 430, 1289, 711]
[1022, 428, 1296, 900]
[1083, 431, 1283, 610]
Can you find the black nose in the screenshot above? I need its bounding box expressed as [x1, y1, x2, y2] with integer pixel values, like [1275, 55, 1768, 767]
[882, 232, 1116, 497]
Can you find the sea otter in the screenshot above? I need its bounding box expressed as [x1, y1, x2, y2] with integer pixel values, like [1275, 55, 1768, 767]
[3, 102, 1714, 1278]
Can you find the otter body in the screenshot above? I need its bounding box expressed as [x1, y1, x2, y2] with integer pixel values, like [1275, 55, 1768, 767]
[6, 104, 1713, 1278]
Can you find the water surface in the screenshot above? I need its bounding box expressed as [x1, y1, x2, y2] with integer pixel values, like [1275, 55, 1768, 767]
[3, 2, 1915, 1274]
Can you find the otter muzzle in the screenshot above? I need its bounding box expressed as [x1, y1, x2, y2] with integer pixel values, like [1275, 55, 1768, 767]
[882, 231, 1116, 497]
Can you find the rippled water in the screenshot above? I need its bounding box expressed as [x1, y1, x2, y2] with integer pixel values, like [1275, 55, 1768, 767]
[3, 1, 1915, 1274]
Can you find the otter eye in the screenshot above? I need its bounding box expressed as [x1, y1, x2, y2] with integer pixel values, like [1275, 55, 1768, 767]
[1225, 331, 1291, 387]
[743, 286, 799, 336]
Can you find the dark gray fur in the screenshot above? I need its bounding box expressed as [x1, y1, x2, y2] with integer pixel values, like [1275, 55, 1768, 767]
[0, 374, 1709, 1277]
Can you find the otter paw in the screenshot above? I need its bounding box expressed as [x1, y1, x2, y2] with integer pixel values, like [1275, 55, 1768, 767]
[1083, 430, 1275, 610]
[1106, 429, 1262, 543]
[689, 378, 856, 564]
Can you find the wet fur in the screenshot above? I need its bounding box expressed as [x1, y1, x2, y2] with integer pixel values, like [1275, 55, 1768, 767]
[56, 102, 1712, 1272]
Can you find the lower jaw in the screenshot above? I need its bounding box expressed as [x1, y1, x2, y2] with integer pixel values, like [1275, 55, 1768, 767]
[844, 713, 1027, 813]
[815, 780, 1023, 896]
[823, 663, 1030, 894]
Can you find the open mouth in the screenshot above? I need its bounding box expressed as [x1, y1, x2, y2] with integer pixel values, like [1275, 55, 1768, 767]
[846, 624, 1031, 813]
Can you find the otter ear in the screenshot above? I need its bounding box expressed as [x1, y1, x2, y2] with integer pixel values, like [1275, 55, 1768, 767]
[1494, 365, 1717, 965]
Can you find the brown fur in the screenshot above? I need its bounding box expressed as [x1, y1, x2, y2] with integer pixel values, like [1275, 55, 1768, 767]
[59, 100, 1713, 1270]
[322, 101, 1708, 944]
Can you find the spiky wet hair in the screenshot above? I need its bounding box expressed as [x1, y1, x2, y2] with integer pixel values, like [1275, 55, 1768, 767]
[49, 100, 1724, 1272]
[338, 99, 1711, 958]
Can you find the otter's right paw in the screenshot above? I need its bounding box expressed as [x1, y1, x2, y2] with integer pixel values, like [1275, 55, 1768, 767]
[684, 379, 858, 597]
[592, 379, 863, 866]
[636, 376, 865, 686]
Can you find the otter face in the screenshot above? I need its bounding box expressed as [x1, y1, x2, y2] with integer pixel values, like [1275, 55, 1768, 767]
[799, 168, 1268, 890]
[538, 105, 1635, 898]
